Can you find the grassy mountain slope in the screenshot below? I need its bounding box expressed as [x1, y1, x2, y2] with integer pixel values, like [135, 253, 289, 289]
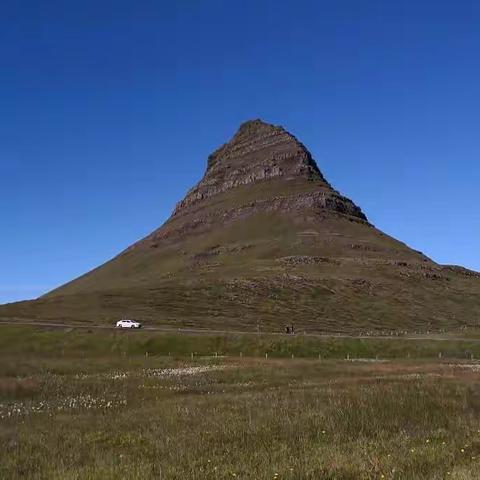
[1, 121, 479, 333]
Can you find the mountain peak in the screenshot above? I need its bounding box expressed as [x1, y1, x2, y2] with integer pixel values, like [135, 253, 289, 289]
[235, 118, 281, 136]
[206, 118, 290, 169]
[174, 119, 343, 217]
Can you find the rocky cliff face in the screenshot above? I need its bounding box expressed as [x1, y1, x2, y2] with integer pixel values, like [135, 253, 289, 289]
[173, 119, 327, 213]
[173, 119, 366, 220]
[131, 119, 367, 250]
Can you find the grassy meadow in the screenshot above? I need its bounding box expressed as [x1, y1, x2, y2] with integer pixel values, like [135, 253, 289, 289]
[2, 326, 480, 478]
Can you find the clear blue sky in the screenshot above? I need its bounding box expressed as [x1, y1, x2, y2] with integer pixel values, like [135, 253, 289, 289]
[1, 0, 479, 304]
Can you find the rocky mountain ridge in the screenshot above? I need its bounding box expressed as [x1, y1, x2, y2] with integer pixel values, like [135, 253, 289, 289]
[173, 119, 360, 216]
[130, 119, 367, 251]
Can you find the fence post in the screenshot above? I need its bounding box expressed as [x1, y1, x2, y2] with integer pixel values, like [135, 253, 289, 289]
[265, 352, 268, 359]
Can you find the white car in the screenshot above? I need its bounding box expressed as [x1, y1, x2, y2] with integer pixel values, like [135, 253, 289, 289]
[116, 319, 142, 329]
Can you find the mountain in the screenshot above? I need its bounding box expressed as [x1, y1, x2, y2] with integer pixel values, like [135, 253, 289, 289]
[2, 119, 479, 333]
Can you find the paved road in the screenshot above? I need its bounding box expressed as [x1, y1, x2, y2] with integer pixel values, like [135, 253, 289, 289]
[0, 318, 479, 343]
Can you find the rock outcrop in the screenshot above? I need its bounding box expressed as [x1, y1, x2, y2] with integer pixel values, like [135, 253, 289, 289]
[173, 119, 366, 220]
[129, 119, 367, 250]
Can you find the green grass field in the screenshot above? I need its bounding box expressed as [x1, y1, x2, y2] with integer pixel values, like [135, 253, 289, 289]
[2, 326, 480, 479]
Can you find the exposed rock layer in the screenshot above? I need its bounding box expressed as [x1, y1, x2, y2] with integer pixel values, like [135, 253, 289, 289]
[131, 119, 367, 250]
[174, 119, 329, 214]
[175, 120, 366, 219]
